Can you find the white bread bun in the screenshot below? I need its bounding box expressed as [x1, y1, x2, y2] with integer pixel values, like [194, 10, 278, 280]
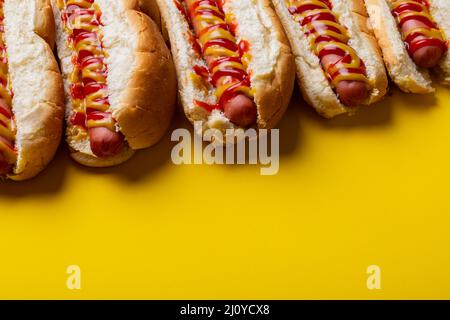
[4, 0, 64, 181]
[364, 0, 435, 93]
[138, 0, 162, 29]
[272, 0, 388, 118]
[428, 0, 450, 85]
[156, 0, 295, 136]
[139, 0, 170, 42]
[52, 0, 177, 167]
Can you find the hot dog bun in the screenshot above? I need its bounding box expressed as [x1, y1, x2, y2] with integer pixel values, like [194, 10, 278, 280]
[364, 0, 450, 93]
[52, 0, 177, 167]
[138, 0, 171, 42]
[272, 0, 388, 118]
[2, 0, 64, 181]
[138, 0, 163, 29]
[428, 0, 450, 85]
[156, 0, 295, 137]
[365, 0, 433, 93]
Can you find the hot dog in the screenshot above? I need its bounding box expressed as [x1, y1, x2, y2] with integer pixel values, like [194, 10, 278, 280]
[0, 0, 64, 181]
[51, 0, 177, 167]
[155, 0, 295, 137]
[272, 0, 388, 118]
[364, 0, 450, 93]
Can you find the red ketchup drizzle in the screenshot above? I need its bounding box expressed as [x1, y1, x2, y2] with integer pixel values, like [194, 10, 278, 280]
[87, 110, 109, 121]
[189, 33, 203, 56]
[0, 100, 10, 129]
[175, 0, 252, 113]
[391, 0, 448, 56]
[0, 104, 12, 119]
[193, 65, 210, 80]
[202, 38, 238, 53]
[408, 38, 447, 54]
[289, 0, 333, 15]
[70, 83, 84, 100]
[63, 4, 113, 130]
[290, 0, 366, 82]
[194, 99, 218, 112]
[218, 77, 251, 108]
[0, 136, 14, 151]
[70, 112, 87, 129]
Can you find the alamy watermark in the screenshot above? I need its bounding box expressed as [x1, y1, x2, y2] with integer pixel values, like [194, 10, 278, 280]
[367, 265, 381, 290]
[171, 121, 280, 175]
[66, 265, 81, 290]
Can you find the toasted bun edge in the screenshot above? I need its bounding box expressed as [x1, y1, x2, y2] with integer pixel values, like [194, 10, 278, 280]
[5, 0, 64, 181]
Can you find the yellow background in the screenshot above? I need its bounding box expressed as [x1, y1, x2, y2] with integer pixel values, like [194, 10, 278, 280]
[1, 86, 450, 299]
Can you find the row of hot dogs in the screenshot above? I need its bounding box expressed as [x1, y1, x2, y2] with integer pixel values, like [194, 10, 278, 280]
[0, 0, 448, 180]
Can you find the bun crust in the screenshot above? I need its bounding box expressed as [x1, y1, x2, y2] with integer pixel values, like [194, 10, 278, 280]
[52, 0, 176, 167]
[70, 147, 135, 168]
[5, 0, 64, 181]
[156, 0, 295, 135]
[241, 0, 295, 130]
[272, 0, 388, 118]
[364, 0, 434, 93]
[139, 0, 170, 42]
[428, 0, 450, 85]
[114, 10, 176, 150]
[34, 0, 56, 49]
[138, 0, 163, 29]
